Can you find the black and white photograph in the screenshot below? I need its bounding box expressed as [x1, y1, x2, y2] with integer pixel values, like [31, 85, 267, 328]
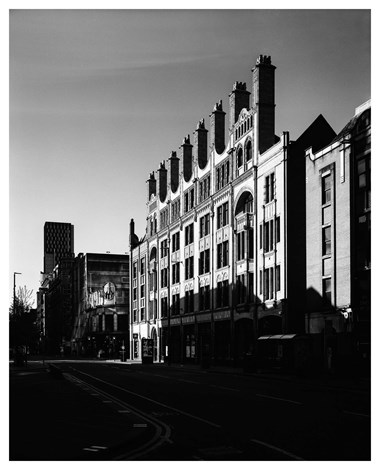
[7, 3, 372, 463]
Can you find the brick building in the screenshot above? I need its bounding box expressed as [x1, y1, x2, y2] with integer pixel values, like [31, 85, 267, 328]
[129, 55, 336, 368]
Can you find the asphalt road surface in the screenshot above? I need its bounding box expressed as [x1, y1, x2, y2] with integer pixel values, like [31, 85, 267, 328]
[10, 360, 370, 461]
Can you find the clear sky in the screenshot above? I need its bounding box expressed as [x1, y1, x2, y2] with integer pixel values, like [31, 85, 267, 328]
[8, 7, 371, 306]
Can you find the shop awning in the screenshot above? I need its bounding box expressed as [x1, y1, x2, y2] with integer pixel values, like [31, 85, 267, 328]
[258, 334, 298, 340]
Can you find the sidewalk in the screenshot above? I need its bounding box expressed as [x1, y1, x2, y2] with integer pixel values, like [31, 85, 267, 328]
[9, 362, 156, 461]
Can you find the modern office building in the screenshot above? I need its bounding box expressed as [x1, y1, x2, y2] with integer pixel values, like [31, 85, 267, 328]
[129, 55, 337, 368]
[43, 221, 74, 274]
[305, 100, 371, 374]
[71, 253, 130, 358]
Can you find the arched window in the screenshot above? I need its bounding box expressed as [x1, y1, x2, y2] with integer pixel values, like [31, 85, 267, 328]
[235, 191, 254, 262]
[150, 246, 157, 262]
[246, 140, 252, 162]
[235, 191, 253, 215]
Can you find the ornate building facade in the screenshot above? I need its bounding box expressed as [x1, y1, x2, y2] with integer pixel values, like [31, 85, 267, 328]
[129, 55, 350, 368]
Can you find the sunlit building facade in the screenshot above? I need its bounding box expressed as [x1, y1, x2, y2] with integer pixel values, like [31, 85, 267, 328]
[129, 55, 338, 366]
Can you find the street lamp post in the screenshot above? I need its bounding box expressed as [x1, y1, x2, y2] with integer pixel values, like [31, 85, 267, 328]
[13, 272, 22, 315]
[163, 243, 171, 366]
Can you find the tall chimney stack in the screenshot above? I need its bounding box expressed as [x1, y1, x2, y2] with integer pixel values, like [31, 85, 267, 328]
[146, 171, 156, 202]
[210, 100, 226, 155]
[129, 218, 139, 249]
[229, 82, 250, 128]
[181, 135, 193, 182]
[168, 151, 180, 193]
[194, 118, 208, 170]
[252, 55, 276, 154]
[157, 161, 168, 203]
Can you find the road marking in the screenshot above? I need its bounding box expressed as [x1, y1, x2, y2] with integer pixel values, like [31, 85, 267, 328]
[343, 410, 370, 418]
[256, 393, 302, 405]
[91, 445, 108, 449]
[178, 379, 200, 384]
[208, 384, 240, 392]
[250, 439, 304, 460]
[83, 447, 98, 452]
[198, 446, 243, 457]
[15, 371, 42, 376]
[74, 369, 221, 428]
[65, 372, 173, 461]
[133, 423, 148, 428]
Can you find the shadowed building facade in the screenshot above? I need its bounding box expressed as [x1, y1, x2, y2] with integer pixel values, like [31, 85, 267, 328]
[129, 55, 337, 367]
[71, 253, 130, 358]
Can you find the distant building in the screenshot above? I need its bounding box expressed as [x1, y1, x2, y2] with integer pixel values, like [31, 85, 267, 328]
[43, 221, 74, 274]
[129, 55, 336, 368]
[43, 257, 75, 354]
[71, 253, 130, 358]
[305, 100, 371, 374]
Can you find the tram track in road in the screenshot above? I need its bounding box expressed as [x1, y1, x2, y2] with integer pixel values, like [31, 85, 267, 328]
[66, 366, 305, 460]
[63, 372, 172, 460]
[69, 366, 222, 429]
[64, 362, 370, 460]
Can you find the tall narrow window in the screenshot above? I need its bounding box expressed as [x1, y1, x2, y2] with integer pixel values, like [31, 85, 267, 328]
[237, 148, 243, 168]
[248, 229, 254, 259]
[185, 257, 194, 280]
[276, 265, 281, 292]
[248, 272, 254, 302]
[322, 278, 332, 303]
[133, 262, 137, 279]
[172, 232, 180, 252]
[322, 226, 331, 256]
[185, 290, 194, 313]
[264, 173, 275, 203]
[223, 202, 229, 226]
[275, 216, 281, 243]
[161, 297, 168, 318]
[259, 224, 263, 249]
[160, 240, 168, 258]
[322, 173, 332, 205]
[237, 231, 245, 261]
[217, 202, 229, 229]
[217, 241, 229, 268]
[217, 205, 223, 229]
[185, 224, 194, 246]
[264, 267, 274, 301]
